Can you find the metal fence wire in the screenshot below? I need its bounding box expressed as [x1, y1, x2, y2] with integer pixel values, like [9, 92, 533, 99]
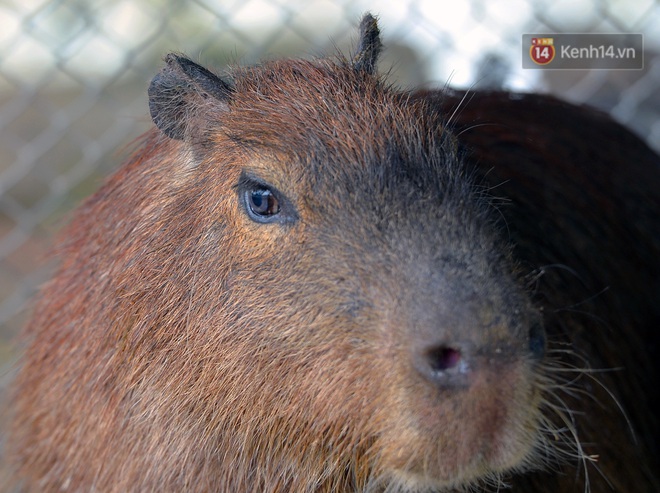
[1, 0, 659, 372]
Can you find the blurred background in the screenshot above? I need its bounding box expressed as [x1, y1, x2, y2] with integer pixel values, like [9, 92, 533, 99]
[0, 0, 659, 390]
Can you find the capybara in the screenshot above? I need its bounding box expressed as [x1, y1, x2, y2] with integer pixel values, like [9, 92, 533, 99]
[6, 14, 659, 492]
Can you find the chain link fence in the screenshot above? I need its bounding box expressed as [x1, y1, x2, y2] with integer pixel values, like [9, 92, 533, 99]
[1, 0, 659, 378]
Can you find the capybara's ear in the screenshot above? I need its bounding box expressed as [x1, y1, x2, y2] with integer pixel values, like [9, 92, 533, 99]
[148, 54, 233, 140]
[352, 13, 382, 75]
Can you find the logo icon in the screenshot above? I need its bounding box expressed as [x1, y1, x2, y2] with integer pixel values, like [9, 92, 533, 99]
[529, 37, 555, 65]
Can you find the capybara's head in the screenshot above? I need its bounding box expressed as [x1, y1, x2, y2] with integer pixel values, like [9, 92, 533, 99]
[10, 15, 549, 492]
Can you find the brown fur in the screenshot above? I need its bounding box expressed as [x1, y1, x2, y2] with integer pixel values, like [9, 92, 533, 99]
[5, 15, 659, 492]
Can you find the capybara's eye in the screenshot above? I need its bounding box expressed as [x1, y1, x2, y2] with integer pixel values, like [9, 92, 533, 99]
[247, 188, 280, 219]
[238, 173, 298, 225]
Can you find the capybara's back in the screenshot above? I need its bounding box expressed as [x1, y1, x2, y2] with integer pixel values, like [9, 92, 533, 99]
[6, 15, 659, 493]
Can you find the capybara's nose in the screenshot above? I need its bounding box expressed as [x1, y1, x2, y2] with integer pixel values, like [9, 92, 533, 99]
[412, 319, 545, 389]
[406, 292, 545, 388]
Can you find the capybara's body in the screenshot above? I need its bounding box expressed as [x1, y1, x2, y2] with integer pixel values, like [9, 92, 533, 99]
[6, 15, 659, 492]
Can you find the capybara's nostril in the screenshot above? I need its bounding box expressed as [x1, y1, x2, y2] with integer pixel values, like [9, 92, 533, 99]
[528, 321, 546, 360]
[414, 343, 468, 387]
[426, 345, 462, 373]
